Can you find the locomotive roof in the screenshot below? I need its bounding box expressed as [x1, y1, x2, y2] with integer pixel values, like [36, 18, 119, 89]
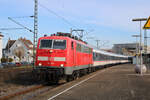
[39, 36, 92, 48]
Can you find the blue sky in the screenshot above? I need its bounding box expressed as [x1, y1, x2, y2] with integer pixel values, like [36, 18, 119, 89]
[0, 0, 150, 48]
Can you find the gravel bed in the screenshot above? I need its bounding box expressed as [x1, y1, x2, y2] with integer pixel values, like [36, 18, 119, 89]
[0, 67, 37, 97]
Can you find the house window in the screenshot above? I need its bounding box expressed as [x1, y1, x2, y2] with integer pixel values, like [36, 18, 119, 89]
[16, 44, 21, 47]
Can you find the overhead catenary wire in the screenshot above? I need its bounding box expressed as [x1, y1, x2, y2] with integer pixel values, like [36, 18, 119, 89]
[0, 28, 24, 30]
[18, 0, 108, 49]
[8, 17, 34, 33]
[8, 16, 34, 19]
[38, 2, 76, 28]
[32, 0, 84, 37]
[31, 0, 94, 41]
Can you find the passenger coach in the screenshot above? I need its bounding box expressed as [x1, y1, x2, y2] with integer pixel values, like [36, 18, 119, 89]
[93, 49, 129, 66]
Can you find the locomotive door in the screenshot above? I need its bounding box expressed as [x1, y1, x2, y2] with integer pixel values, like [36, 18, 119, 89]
[71, 41, 76, 66]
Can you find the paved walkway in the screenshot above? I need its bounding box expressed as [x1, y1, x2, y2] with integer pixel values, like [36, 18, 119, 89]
[34, 64, 150, 100]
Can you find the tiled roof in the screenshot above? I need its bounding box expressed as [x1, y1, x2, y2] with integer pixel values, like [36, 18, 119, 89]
[5, 37, 33, 50]
[19, 38, 33, 50]
[0, 34, 4, 37]
[6, 40, 16, 50]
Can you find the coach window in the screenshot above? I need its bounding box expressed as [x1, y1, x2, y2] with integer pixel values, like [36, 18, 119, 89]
[71, 41, 74, 49]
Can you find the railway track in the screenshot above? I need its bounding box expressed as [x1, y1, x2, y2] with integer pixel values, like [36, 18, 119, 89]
[0, 67, 63, 100]
[0, 64, 125, 100]
[0, 84, 45, 100]
[0, 73, 97, 100]
[0, 77, 67, 100]
[0, 82, 61, 100]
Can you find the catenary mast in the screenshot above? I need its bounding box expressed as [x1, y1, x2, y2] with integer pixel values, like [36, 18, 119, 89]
[33, 0, 38, 67]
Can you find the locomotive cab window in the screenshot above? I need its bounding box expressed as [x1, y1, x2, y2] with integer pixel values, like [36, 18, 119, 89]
[39, 39, 66, 49]
[53, 40, 66, 49]
[40, 39, 52, 49]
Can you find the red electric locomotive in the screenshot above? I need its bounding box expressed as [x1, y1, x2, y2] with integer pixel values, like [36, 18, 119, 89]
[35, 32, 93, 82]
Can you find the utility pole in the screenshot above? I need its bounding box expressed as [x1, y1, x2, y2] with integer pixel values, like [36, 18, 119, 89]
[144, 29, 148, 53]
[144, 29, 147, 67]
[132, 18, 147, 75]
[33, 0, 38, 67]
[70, 28, 72, 35]
[95, 40, 100, 48]
[144, 29, 150, 66]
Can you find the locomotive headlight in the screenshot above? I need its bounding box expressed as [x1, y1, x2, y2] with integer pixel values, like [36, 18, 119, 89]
[39, 63, 42, 66]
[50, 50, 53, 53]
[60, 64, 64, 67]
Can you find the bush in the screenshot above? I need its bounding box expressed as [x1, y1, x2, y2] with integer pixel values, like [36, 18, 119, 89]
[1, 58, 13, 63]
[8, 58, 13, 62]
[1, 58, 7, 63]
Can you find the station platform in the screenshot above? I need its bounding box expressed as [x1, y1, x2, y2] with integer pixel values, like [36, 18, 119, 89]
[34, 64, 150, 100]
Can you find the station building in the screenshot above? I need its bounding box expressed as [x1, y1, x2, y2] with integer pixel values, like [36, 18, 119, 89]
[112, 43, 150, 56]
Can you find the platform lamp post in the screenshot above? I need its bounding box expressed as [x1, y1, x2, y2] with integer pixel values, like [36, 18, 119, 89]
[132, 35, 140, 65]
[144, 29, 150, 66]
[132, 18, 147, 75]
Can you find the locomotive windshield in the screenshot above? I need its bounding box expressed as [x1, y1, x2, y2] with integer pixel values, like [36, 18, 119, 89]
[40, 40, 52, 49]
[39, 39, 66, 49]
[53, 40, 66, 49]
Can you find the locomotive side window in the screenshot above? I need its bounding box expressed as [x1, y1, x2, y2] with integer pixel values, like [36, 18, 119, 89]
[40, 40, 52, 49]
[85, 46, 89, 53]
[76, 43, 92, 54]
[89, 48, 92, 53]
[76, 43, 81, 52]
[81, 45, 84, 52]
[81, 45, 88, 53]
[53, 40, 66, 49]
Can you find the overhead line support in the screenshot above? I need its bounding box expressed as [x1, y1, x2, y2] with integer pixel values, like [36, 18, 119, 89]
[33, 0, 38, 67]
